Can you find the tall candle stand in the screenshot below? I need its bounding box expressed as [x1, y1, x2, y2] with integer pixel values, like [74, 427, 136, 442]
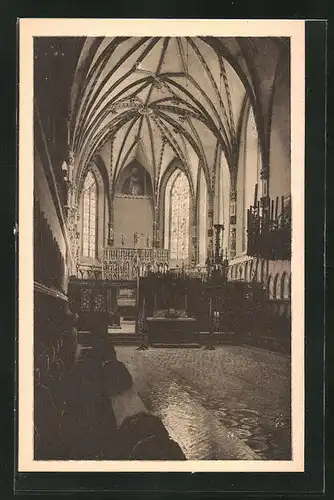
[135, 251, 148, 350]
[204, 295, 216, 350]
[204, 224, 224, 349]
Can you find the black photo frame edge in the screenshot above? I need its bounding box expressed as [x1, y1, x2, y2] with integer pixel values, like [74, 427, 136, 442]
[1, 15, 327, 498]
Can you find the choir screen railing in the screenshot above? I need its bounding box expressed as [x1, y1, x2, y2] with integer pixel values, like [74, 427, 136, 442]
[102, 247, 169, 281]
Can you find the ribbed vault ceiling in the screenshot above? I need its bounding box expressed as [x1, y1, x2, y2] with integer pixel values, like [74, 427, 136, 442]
[69, 36, 288, 201]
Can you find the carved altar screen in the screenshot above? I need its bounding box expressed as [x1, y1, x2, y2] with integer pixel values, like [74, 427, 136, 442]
[82, 171, 97, 258]
[169, 172, 190, 261]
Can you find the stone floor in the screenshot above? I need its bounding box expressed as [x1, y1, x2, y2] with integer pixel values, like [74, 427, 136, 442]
[115, 345, 291, 460]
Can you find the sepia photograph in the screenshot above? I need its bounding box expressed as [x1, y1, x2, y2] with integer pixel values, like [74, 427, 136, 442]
[18, 19, 305, 473]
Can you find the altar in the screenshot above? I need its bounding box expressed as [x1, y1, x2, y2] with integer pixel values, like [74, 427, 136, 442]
[138, 274, 200, 346]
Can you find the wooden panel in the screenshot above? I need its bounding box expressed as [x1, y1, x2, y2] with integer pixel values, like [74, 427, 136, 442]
[34, 285, 77, 459]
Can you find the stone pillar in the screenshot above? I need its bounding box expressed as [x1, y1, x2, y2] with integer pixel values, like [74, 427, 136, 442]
[191, 198, 197, 266]
[67, 205, 80, 276]
[65, 151, 80, 276]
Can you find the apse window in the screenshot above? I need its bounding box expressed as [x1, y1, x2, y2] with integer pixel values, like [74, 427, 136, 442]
[82, 171, 97, 258]
[169, 171, 190, 261]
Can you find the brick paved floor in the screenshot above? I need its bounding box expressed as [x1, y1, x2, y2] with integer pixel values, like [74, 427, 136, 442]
[116, 345, 291, 460]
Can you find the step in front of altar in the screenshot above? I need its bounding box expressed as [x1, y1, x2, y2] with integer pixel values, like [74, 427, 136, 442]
[106, 332, 141, 345]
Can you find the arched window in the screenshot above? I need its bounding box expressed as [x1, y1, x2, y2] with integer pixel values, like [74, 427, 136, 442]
[82, 171, 97, 258]
[169, 172, 190, 261]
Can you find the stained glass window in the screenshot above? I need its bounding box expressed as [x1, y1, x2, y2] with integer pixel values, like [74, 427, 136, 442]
[169, 172, 190, 261]
[243, 106, 261, 251]
[82, 171, 97, 258]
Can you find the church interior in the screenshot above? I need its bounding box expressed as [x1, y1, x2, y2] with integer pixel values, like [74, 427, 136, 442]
[33, 36, 292, 461]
